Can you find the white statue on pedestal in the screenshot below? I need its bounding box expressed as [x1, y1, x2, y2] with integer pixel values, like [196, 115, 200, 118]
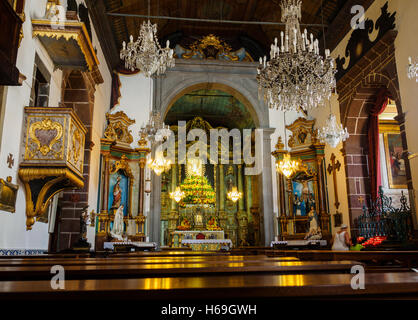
[110, 205, 125, 241]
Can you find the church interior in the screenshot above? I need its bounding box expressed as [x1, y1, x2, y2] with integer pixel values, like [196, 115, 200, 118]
[1, 0, 418, 306]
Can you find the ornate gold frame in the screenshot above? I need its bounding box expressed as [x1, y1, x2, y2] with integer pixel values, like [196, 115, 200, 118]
[380, 122, 406, 189]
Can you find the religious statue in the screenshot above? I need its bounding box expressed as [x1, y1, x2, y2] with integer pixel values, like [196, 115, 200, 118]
[72, 206, 91, 251]
[304, 206, 322, 240]
[110, 205, 125, 241]
[111, 176, 122, 210]
[194, 207, 204, 229]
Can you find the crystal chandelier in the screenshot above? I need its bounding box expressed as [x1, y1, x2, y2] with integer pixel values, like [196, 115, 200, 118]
[227, 187, 242, 203]
[170, 186, 185, 203]
[140, 111, 170, 143]
[275, 111, 302, 178]
[317, 113, 349, 148]
[408, 57, 418, 82]
[120, 1, 175, 77]
[147, 154, 171, 176]
[276, 153, 302, 178]
[257, 0, 337, 112]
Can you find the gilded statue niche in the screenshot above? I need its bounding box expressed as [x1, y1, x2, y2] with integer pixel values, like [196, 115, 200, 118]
[103, 111, 135, 147]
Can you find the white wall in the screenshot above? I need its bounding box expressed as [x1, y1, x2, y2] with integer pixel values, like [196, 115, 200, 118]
[0, 0, 112, 251]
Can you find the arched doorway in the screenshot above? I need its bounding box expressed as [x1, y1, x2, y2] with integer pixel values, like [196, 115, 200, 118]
[159, 85, 262, 248]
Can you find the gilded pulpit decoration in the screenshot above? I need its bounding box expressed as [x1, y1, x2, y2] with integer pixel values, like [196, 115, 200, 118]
[175, 34, 253, 62]
[31, 4, 102, 78]
[0, 176, 18, 213]
[25, 118, 64, 160]
[19, 107, 87, 230]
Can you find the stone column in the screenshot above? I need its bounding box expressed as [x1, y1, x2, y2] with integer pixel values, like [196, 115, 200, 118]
[218, 164, 227, 230]
[261, 128, 275, 246]
[317, 156, 330, 234]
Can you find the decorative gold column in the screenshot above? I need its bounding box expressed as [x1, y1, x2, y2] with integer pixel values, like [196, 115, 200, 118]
[272, 137, 288, 238]
[135, 134, 150, 241]
[167, 164, 178, 244]
[218, 164, 227, 230]
[237, 164, 248, 246]
[97, 153, 110, 236]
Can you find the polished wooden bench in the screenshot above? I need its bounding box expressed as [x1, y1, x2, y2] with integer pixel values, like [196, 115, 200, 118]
[1, 272, 417, 300]
[0, 259, 361, 281]
[267, 250, 418, 267]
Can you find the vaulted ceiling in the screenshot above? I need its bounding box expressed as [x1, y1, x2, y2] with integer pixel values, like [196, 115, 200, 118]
[88, 0, 374, 71]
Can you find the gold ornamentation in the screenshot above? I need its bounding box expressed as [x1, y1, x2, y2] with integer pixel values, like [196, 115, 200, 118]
[31, 20, 98, 71]
[103, 111, 135, 144]
[286, 117, 317, 149]
[180, 34, 252, 61]
[0, 176, 19, 213]
[26, 118, 63, 160]
[19, 167, 84, 230]
[70, 123, 83, 166]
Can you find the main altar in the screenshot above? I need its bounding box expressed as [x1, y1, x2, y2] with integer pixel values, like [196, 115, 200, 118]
[160, 117, 260, 249]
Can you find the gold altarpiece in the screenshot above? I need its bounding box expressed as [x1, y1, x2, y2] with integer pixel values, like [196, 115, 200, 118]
[272, 117, 331, 241]
[161, 117, 261, 248]
[96, 111, 150, 249]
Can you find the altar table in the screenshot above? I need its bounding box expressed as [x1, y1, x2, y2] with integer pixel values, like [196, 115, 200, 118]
[181, 239, 233, 251]
[171, 230, 225, 248]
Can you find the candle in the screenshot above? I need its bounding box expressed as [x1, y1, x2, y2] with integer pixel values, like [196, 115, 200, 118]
[281, 31, 284, 52]
[409, 57, 412, 65]
[285, 35, 289, 52]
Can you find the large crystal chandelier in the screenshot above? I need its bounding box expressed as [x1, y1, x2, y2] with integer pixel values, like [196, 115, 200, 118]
[120, 1, 175, 77]
[257, 0, 337, 112]
[317, 113, 349, 148]
[408, 57, 418, 82]
[140, 111, 170, 144]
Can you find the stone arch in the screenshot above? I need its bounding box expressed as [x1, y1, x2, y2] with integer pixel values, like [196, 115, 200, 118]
[339, 68, 412, 227]
[56, 69, 96, 251]
[162, 82, 261, 128]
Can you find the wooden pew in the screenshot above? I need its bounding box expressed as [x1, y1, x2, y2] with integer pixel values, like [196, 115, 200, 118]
[0, 259, 361, 281]
[267, 250, 418, 267]
[1, 272, 417, 300]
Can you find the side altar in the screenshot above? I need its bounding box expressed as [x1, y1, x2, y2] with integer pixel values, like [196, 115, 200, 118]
[95, 111, 150, 250]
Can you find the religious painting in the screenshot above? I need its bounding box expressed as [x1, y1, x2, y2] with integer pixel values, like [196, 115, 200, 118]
[384, 132, 407, 189]
[108, 171, 129, 216]
[291, 179, 316, 217]
[0, 176, 18, 213]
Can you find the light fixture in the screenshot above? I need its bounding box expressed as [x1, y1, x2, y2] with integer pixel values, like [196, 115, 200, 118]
[140, 111, 170, 144]
[276, 153, 302, 178]
[408, 57, 418, 82]
[170, 186, 185, 203]
[227, 187, 242, 203]
[275, 111, 302, 178]
[147, 154, 171, 176]
[317, 113, 349, 148]
[257, 0, 337, 112]
[119, 0, 175, 77]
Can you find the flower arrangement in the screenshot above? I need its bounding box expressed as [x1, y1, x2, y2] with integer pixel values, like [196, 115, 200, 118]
[178, 174, 216, 207]
[357, 236, 387, 248]
[177, 217, 191, 230]
[206, 216, 222, 231]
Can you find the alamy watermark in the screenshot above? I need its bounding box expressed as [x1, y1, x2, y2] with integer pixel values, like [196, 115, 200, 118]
[350, 5, 366, 30]
[50, 265, 65, 290]
[350, 265, 365, 290]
